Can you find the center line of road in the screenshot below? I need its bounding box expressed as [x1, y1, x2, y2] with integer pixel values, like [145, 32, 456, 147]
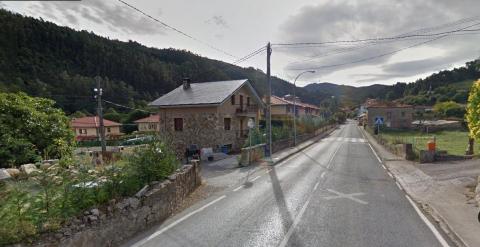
[251, 175, 261, 182]
[320, 171, 326, 178]
[132, 195, 227, 247]
[278, 196, 313, 247]
[313, 182, 319, 191]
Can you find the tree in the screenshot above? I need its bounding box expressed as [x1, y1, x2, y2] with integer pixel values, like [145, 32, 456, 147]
[433, 101, 465, 119]
[0, 92, 74, 167]
[466, 80, 480, 154]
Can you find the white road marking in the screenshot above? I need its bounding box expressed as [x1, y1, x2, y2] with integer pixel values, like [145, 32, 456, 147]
[266, 168, 272, 174]
[396, 181, 403, 190]
[327, 144, 342, 169]
[132, 195, 227, 246]
[405, 195, 450, 247]
[278, 196, 313, 247]
[387, 172, 393, 178]
[382, 165, 386, 170]
[323, 189, 368, 205]
[251, 175, 261, 182]
[368, 143, 382, 163]
[233, 185, 244, 192]
[313, 182, 319, 191]
[320, 172, 326, 178]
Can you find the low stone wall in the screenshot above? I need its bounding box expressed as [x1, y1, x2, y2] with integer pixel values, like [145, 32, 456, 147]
[271, 125, 336, 154]
[27, 161, 202, 247]
[239, 144, 266, 166]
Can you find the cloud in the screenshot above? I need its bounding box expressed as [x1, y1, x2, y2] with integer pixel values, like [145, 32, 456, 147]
[205, 15, 228, 28]
[29, 0, 165, 35]
[278, 0, 480, 82]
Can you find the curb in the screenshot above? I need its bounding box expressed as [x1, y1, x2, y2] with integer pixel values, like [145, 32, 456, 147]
[359, 127, 467, 247]
[267, 125, 338, 166]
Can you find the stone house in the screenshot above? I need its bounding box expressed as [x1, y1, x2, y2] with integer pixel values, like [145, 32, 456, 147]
[70, 116, 123, 141]
[269, 95, 321, 121]
[134, 114, 160, 133]
[366, 104, 414, 129]
[149, 79, 265, 155]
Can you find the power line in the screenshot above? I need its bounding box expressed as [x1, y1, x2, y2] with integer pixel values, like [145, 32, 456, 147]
[103, 99, 155, 114]
[272, 22, 480, 47]
[286, 35, 449, 71]
[285, 21, 480, 71]
[117, 0, 238, 59]
[233, 46, 267, 64]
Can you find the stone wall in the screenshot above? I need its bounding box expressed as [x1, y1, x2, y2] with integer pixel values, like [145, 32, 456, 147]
[26, 161, 202, 247]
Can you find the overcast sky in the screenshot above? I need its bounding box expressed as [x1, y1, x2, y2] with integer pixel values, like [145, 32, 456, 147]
[2, 0, 480, 87]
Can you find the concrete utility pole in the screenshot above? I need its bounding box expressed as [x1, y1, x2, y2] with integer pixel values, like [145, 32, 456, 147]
[265, 42, 272, 158]
[293, 70, 315, 146]
[95, 76, 107, 155]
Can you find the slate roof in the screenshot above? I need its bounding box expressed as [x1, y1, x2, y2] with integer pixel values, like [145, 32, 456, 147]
[70, 116, 122, 128]
[149, 79, 264, 108]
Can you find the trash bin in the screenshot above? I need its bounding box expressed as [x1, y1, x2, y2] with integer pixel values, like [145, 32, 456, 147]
[221, 145, 229, 154]
[427, 140, 436, 151]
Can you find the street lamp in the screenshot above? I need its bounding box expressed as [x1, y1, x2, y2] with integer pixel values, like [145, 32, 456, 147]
[293, 70, 315, 146]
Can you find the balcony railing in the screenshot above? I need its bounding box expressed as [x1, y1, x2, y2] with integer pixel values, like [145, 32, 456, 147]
[235, 105, 258, 115]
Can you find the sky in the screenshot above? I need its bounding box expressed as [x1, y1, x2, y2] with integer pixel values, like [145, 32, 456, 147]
[2, 0, 480, 87]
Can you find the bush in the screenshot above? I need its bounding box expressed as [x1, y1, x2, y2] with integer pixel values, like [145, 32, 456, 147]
[433, 101, 466, 118]
[0, 138, 179, 245]
[0, 92, 74, 167]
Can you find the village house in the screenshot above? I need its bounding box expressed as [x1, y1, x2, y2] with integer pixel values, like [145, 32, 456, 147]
[134, 114, 160, 132]
[70, 116, 123, 141]
[366, 102, 415, 129]
[269, 95, 321, 121]
[149, 79, 265, 155]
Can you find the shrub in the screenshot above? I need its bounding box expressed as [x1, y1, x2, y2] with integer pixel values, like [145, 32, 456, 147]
[0, 92, 74, 167]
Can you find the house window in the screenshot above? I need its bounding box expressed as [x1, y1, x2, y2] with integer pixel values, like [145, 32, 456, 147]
[79, 129, 87, 134]
[239, 95, 244, 108]
[231, 95, 235, 105]
[401, 111, 405, 117]
[106, 127, 111, 133]
[247, 97, 250, 106]
[386, 112, 392, 120]
[224, 118, 231, 130]
[286, 105, 290, 113]
[174, 118, 183, 131]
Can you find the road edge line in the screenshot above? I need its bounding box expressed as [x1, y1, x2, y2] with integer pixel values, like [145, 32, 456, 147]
[405, 195, 450, 247]
[133, 195, 227, 246]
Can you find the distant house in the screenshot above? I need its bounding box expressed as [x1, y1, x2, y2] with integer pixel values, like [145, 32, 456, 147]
[134, 114, 160, 132]
[366, 103, 414, 129]
[70, 116, 123, 141]
[268, 95, 321, 120]
[149, 79, 265, 155]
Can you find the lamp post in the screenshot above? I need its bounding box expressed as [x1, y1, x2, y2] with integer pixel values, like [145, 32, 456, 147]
[293, 70, 315, 146]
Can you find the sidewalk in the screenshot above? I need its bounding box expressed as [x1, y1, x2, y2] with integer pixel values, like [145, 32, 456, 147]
[361, 127, 480, 247]
[200, 126, 338, 191]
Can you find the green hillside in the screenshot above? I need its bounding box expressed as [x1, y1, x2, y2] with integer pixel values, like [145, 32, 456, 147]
[0, 9, 331, 114]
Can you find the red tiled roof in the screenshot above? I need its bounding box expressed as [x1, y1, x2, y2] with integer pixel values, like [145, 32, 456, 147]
[134, 114, 160, 123]
[268, 95, 320, 109]
[70, 116, 122, 128]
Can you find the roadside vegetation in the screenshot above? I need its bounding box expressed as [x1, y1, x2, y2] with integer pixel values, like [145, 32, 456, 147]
[0, 93, 180, 245]
[374, 128, 478, 156]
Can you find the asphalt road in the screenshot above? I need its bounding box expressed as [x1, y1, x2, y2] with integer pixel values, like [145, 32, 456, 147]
[125, 121, 447, 247]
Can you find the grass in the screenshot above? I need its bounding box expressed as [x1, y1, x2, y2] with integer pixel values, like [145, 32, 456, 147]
[378, 129, 479, 156]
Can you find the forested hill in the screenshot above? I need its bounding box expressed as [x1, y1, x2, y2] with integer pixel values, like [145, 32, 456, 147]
[0, 9, 330, 114]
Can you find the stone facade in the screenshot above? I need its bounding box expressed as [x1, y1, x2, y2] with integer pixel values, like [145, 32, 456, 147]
[157, 86, 261, 157]
[23, 161, 202, 247]
[367, 106, 414, 129]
